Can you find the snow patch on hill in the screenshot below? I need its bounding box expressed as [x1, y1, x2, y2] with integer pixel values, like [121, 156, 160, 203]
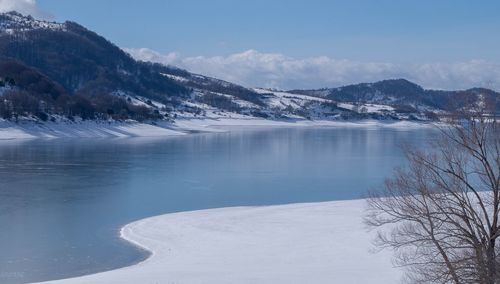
[0, 12, 64, 35]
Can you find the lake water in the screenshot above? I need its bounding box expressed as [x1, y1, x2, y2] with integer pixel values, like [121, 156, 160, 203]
[0, 127, 435, 283]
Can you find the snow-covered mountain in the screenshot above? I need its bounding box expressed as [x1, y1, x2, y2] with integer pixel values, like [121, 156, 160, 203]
[0, 11, 64, 35]
[0, 11, 497, 126]
[290, 79, 499, 115]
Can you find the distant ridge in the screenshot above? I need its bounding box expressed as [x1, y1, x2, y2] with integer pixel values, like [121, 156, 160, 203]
[290, 78, 499, 114]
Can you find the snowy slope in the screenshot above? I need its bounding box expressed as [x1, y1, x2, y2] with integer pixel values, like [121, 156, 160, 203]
[0, 116, 432, 140]
[0, 119, 185, 139]
[0, 11, 64, 35]
[34, 200, 402, 284]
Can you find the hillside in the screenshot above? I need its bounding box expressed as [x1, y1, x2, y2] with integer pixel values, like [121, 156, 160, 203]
[0, 11, 497, 127]
[290, 79, 499, 114]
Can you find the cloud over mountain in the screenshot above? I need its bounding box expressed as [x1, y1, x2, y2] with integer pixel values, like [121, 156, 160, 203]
[0, 0, 51, 19]
[125, 48, 500, 91]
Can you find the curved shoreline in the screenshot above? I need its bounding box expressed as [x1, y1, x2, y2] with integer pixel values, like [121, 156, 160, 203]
[0, 118, 433, 140]
[33, 199, 402, 284]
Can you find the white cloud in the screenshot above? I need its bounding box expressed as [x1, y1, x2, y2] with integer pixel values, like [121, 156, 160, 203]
[0, 0, 51, 19]
[123, 48, 179, 66]
[125, 48, 500, 91]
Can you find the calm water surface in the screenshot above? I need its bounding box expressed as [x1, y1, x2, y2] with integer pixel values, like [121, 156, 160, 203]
[0, 127, 435, 283]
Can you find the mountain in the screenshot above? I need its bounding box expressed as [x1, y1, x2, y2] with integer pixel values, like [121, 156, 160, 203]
[0, 11, 497, 125]
[0, 12, 272, 120]
[0, 12, 188, 99]
[290, 79, 499, 114]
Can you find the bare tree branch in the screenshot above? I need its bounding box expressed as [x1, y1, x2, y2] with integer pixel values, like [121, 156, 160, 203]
[365, 111, 499, 284]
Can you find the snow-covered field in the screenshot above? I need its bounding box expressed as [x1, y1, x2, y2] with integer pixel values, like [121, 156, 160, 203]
[0, 117, 431, 140]
[34, 199, 402, 284]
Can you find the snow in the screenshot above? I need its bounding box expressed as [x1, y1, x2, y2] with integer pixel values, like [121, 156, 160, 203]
[254, 88, 330, 110]
[112, 91, 168, 110]
[33, 199, 403, 284]
[0, 119, 184, 140]
[160, 73, 190, 83]
[173, 117, 433, 132]
[254, 89, 398, 117]
[338, 103, 394, 113]
[202, 91, 262, 109]
[363, 104, 395, 112]
[255, 88, 330, 103]
[0, 12, 65, 35]
[0, 117, 433, 140]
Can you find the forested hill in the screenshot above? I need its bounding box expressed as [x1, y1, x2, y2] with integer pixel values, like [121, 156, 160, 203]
[0, 11, 497, 124]
[289, 79, 499, 114]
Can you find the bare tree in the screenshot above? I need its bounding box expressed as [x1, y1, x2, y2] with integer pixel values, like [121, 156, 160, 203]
[365, 113, 499, 284]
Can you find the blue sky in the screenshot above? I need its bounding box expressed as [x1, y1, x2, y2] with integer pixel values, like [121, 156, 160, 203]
[2, 0, 500, 90]
[36, 0, 500, 62]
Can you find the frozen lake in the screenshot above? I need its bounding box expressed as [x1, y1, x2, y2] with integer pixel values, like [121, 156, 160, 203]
[0, 127, 435, 283]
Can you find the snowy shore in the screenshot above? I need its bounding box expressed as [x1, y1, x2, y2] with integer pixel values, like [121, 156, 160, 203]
[0, 117, 432, 140]
[0, 119, 185, 140]
[34, 199, 402, 284]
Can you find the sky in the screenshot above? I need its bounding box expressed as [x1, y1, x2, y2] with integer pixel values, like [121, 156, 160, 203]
[1, 0, 500, 90]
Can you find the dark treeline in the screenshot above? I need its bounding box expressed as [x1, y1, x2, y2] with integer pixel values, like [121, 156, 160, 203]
[0, 20, 190, 102]
[0, 13, 193, 122]
[0, 59, 161, 121]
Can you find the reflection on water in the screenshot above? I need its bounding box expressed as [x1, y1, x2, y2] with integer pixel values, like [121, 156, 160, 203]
[0, 127, 435, 283]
